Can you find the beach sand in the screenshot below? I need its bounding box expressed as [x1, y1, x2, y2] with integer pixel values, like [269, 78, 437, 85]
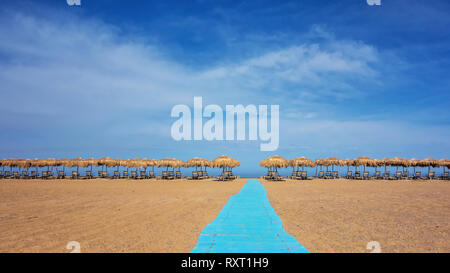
[263, 179, 450, 253]
[0, 178, 245, 253]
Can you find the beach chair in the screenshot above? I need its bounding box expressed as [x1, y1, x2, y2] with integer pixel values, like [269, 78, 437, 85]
[175, 171, 182, 179]
[363, 171, 369, 180]
[198, 171, 204, 179]
[41, 171, 49, 179]
[355, 171, 361, 180]
[57, 170, 65, 179]
[72, 171, 79, 179]
[4, 171, 11, 179]
[30, 171, 37, 179]
[122, 170, 129, 179]
[301, 171, 308, 180]
[402, 171, 409, 180]
[168, 170, 175, 180]
[140, 170, 147, 179]
[86, 170, 92, 179]
[161, 171, 168, 180]
[148, 170, 155, 179]
[203, 171, 210, 179]
[383, 171, 391, 180]
[130, 171, 137, 179]
[318, 171, 325, 179]
[21, 170, 29, 179]
[441, 171, 449, 180]
[13, 171, 20, 179]
[113, 171, 120, 179]
[345, 171, 353, 179]
[332, 171, 339, 179]
[428, 171, 435, 180]
[413, 171, 421, 180]
[395, 171, 402, 180]
[374, 171, 381, 179]
[325, 170, 332, 179]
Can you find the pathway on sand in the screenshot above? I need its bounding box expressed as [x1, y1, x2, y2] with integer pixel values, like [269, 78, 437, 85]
[191, 179, 308, 253]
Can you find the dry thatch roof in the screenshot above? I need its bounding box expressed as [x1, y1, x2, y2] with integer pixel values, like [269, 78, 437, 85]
[289, 157, 314, 167]
[260, 155, 288, 168]
[213, 155, 240, 168]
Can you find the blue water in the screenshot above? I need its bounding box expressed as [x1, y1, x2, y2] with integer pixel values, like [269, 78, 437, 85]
[191, 179, 309, 253]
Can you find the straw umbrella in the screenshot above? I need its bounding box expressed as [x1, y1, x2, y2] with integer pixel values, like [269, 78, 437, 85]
[213, 155, 240, 180]
[56, 158, 70, 175]
[355, 156, 373, 173]
[325, 156, 340, 173]
[314, 158, 325, 177]
[409, 158, 420, 174]
[157, 158, 179, 173]
[289, 157, 314, 176]
[418, 158, 438, 174]
[260, 155, 288, 180]
[340, 159, 354, 174]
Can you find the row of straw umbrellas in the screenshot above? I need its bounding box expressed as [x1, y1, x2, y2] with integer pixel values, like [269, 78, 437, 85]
[0, 156, 241, 175]
[260, 156, 450, 175]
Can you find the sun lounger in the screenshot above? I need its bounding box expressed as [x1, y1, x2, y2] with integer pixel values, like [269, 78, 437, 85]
[301, 171, 308, 180]
[57, 170, 65, 179]
[72, 171, 79, 179]
[355, 171, 361, 179]
[325, 171, 332, 179]
[113, 171, 120, 179]
[345, 171, 353, 179]
[441, 171, 449, 180]
[374, 171, 381, 179]
[122, 170, 129, 179]
[383, 171, 390, 180]
[402, 171, 408, 180]
[85, 170, 92, 179]
[363, 171, 369, 180]
[332, 171, 339, 179]
[167, 170, 175, 180]
[175, 171, 182, 179]
[413, 171, 421, 179]
[30, 171, 37, 179]
[4, 171, 11, 178]
[21, 170, 29, 179]
[140, 170, 147, 179]
[41, 171, 49, 179]
[13, 171, 20, 179]
[318, 171, 325, 179]
[428, 171, 435, 180]
[148, 170, 155, 178]
[395, 171, 402, 180]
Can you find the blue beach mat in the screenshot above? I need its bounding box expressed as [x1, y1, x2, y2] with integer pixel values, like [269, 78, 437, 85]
[191, 179, 309, 253]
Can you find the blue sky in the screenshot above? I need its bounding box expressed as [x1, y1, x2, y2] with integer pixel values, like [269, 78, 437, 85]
[0, 0, 449, 176]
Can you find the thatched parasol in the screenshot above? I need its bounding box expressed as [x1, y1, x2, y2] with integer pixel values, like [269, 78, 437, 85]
[340, 159, 355, 173]
[213, 155, 240, 180]
[260, 155, 288, 179]
[354, 156, 373, 173]
[157, 158, 179, 172]
[418, 158, 438, 173]
[289, 157, 314, 172]
[324, 156, 340, 172]
[438, 158, 449, 173]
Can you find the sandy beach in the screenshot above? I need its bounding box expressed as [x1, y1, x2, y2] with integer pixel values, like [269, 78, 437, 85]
[0, 179, 245, 253]
[264, 179, 450, 253]
[1, 178, 449, 253]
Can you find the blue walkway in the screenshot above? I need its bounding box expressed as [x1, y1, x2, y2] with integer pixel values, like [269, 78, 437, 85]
[191, 179, 309, 253]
